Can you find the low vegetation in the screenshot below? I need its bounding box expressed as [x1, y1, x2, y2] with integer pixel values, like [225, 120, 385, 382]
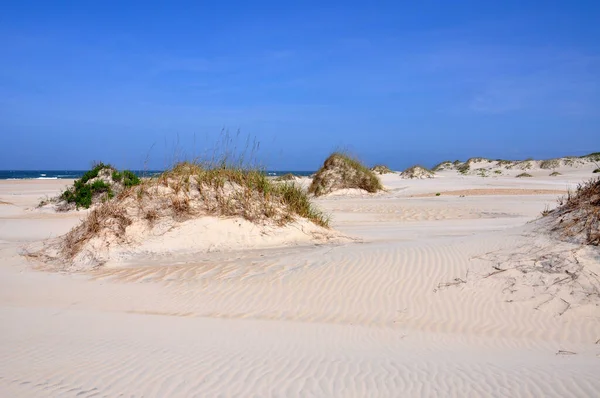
[550, 171, 562, 176]
[432, 161, 452, 172]
[56, 163, 141, 210]
[52, 159, 330, 266]
[581, 152, 600, 161]
[516, 172, 533, 178]
[370, 164, 393, 174]
[309, 152, 383, 196]
[546, 177, 600, 246]
[594, 169, 600, 174]
[456, 163, 470, 175]
[400, 165, 435, 179]
[540, 159, 560, 169]
[275, 173, 298, 181]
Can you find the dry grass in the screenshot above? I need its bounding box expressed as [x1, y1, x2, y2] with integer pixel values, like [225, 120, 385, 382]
[550, 171, 562, 176]
[548, 177, 600, 246]
[516, 172, 533, 178]
[432, 161, 452, 171]
[56, 160, 330, 262]
[400, 165, 435, 179]
[371, 164, 393, 174]
[275, 173, 297, 181]
[309, 152, 383, 196]
[540, 159, 560, 169]
[61, 201, 132, 259]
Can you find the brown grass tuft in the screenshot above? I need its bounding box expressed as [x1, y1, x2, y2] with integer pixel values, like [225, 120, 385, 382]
[548, 177, 600, 246]
[516, 172, 533, 178]
[309, 152, 383, 196]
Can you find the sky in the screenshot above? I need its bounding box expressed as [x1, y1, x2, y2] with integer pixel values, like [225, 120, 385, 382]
[1, 1, 599, 170]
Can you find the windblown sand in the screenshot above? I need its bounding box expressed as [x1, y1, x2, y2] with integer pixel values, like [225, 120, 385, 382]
[1, 166, 599, 397]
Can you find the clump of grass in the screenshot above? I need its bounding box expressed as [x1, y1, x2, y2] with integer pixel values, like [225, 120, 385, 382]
[594, 169, 600, 174]
[540, 159, 560, 169]
[371, 164, 393, 174]
[496, 159, 513, 166]
[457, 163, 470, 175]
[432, 161, 452, 171]
[516, 172, 533, 178]
[550, 171, 562, 176]
[548, 177, 600, 246]
[62, 201, 132, 259]
[276, 173, 297, 181]
[309, 152, 383, 196]
[494, 170, 502, 174]
[540, 205, 552, 217]
[275, 183, 329, 227]
[400, 164, 435, 179]
[581, 152, 600, 161]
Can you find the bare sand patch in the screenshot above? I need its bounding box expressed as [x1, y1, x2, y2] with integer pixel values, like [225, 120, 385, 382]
[412, 188, 567, 197]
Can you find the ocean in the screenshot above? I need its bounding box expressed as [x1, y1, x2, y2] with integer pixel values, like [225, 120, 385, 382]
[0, 170, 315, 180]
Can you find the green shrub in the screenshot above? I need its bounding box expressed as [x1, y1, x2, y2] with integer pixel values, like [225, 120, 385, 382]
[516, 172, 533, 178]
[112, 171, 123, 182]
[594, 168, 600, 173]
[60, 163, 138, 209]
[122, 170, 141, 187]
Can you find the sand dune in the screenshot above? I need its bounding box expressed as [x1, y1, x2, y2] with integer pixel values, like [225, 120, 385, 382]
[1, 171, 599, 397]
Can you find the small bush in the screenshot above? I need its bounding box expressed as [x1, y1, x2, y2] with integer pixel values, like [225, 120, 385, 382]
[494, 170, 502, 174]
[59, 164, 140, 209]
[594, 169, 600, 174]
[111, 171, 123, 182]
[550, 171, 562, 176]
[122, 170, 141, 187]
[516, 172, 533, 178]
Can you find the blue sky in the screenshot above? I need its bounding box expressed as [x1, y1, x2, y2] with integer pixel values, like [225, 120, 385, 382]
[1, 1, 599, 170]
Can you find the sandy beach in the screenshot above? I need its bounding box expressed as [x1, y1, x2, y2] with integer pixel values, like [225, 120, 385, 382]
[1, 164, 599, 397]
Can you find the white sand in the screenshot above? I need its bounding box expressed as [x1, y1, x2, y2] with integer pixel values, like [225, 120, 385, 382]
[1, 166, 599, 397]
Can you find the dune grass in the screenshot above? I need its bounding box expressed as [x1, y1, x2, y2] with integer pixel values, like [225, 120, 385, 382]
[540, 159, 560, 169]
[276, 173, 298, 181]
[551, 177, 600, 246]
[371, 164, 393, 174]
[516, 172, 533, 178]
[456, 163, 470, 175]
[432, 161, 452, 171]
[150, 161, 330, 227]
[308, 152, 383, 196]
